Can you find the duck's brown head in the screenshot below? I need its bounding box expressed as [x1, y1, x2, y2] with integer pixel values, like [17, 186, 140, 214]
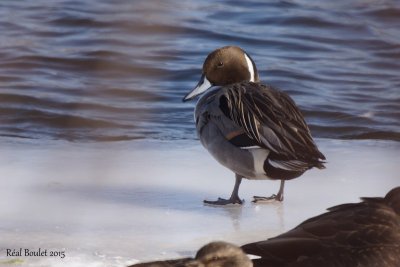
[183, 46, 259, 101]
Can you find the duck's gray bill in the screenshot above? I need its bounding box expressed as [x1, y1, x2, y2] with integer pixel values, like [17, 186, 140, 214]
[182, 74, 212, 102]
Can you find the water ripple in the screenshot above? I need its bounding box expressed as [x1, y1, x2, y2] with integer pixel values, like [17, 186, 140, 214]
[0, 0, 399, 142]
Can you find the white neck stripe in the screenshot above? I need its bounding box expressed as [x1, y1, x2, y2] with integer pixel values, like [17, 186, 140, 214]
[244, 53, 255, 82]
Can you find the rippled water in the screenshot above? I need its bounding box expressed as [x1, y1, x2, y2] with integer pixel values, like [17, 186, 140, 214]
[1, 0, 399, 142]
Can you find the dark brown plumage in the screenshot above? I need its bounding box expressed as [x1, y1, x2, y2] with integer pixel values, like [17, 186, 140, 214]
[128, 241, 252, 267]
[129, 258, 192, 267]
[219, 81, 325, 171]
[242, 187, 400, 267]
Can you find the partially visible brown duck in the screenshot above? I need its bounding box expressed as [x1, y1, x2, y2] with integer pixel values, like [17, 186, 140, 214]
[242, 187, 400, 267]
[129, 188, 400, 267]
[129, 241, 252, 267]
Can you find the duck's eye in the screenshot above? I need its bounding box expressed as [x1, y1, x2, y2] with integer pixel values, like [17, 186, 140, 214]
[217, 61, 224, 68]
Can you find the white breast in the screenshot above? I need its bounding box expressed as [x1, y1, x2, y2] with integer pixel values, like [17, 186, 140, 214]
[249, 148, 270, 179]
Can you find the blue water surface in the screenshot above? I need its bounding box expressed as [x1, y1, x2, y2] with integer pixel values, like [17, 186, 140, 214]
[0, 0, 399, 141]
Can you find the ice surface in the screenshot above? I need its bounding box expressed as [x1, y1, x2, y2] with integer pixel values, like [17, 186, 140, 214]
[0, 138, 398, 266]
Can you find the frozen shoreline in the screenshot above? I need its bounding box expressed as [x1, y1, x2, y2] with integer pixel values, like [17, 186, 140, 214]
[0, 138, 399, 266]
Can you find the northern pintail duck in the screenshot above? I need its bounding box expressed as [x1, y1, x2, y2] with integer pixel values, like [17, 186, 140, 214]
[129, 188, 400, 267]
[128, 241, 252, 267]
[183, 46, 325, 205]
[242, 186, 400, 267]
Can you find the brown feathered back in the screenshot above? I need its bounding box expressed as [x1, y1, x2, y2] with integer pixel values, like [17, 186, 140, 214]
[242, 187, 400, 267]
[385, 186, 400, 215]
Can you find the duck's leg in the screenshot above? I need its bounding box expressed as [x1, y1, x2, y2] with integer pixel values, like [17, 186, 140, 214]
[253, 179, 285, 203]
[204, 174, 244, 205]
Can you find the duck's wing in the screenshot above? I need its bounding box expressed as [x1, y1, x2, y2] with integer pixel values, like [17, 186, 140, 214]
[242, 196, 400, 267]
[219, 82, 325, 165]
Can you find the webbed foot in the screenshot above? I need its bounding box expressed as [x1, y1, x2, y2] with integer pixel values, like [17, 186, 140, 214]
[204, 196, 243, 205]
[252, 193, 283, 203]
